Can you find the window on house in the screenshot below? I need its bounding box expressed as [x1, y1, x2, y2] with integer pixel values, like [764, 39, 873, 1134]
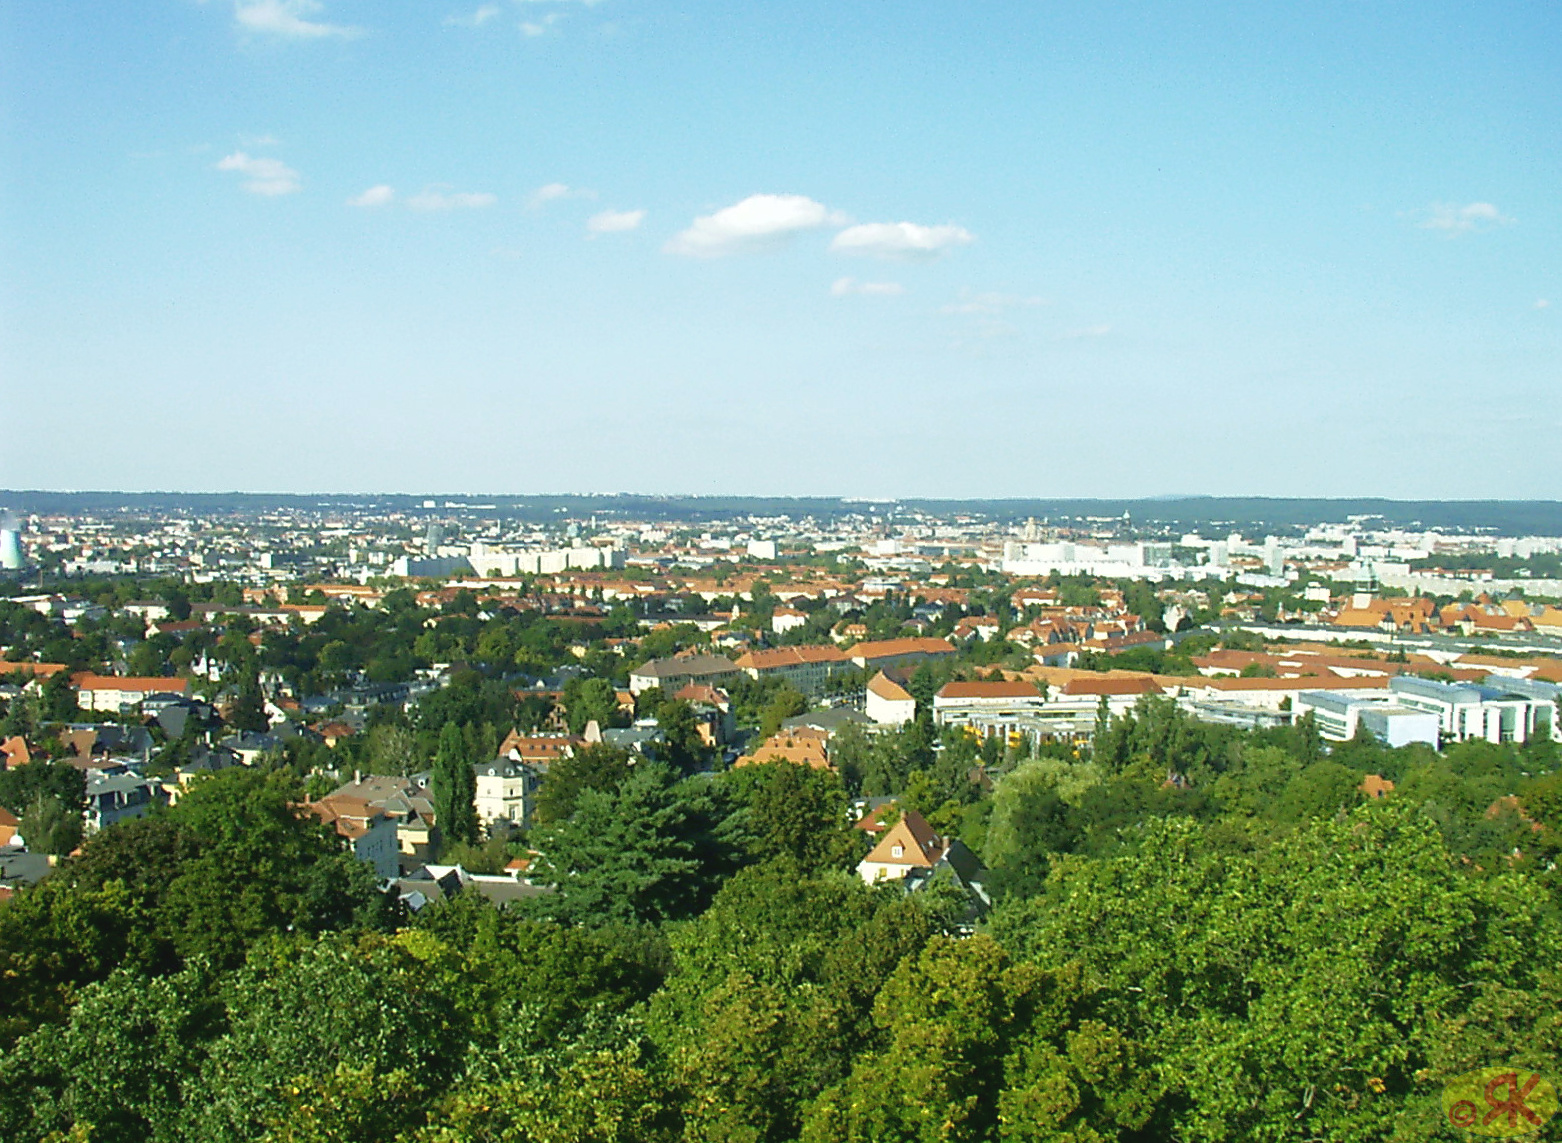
[892, 844, 903, 857]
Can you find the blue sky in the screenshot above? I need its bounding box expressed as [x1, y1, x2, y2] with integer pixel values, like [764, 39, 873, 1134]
[2, 1, 1557, 499]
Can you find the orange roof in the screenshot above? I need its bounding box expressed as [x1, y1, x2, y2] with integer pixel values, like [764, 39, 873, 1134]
[862, 810, 945, 868]
[305, 795, 384, 842]
[1360, 774, 1395, 799]
[736, 728, 831, 770]
[674, 683, 729, 707]
[0, 804, 19, 829]
[853, 801, 899, 833]
[0, 662, 69, 679]
[500, 731, 581, 761]
[1060, 675, 1163, 697]
[736, 644, 848, 671]
[1, 736, 31, 769]
[71, 674, 190, 694]
[936, 680, 1042, 700]
[1199, 674, 1390, 693]
[867, 672, 913, 702]
[848, 637, 955, 659]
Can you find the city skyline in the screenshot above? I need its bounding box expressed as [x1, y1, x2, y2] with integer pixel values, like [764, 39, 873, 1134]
[3, 1, 1558, 498]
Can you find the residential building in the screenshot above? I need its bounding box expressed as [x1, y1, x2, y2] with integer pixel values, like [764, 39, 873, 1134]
[628, 653, 742, 696]
[473, 757, 539, 831]
[72, 673, 191, 712]
[735, 727, 832, 770]
[83, 771, 162, 832]
[733, 644, 852, 695]
[858, 810, 946, 884]
[771, 607, 809, 635]
[306, 795, 400, 881]
[865, 672, 916, 726]
[326, 774, 439, 868]
[933, 680, 1046, 743]
[847, 637, 956, 674]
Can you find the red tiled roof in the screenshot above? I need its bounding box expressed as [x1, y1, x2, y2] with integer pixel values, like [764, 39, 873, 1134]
[936, 680, 1041, 700]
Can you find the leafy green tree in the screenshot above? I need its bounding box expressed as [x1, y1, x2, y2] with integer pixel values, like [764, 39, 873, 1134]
[988, 804, 1562, 1141]
[982, 758, 1093, 898]
[529, 761, 736, 926]
[533, 744, 634, 826]
[227, 678, 269, 734]
[718, 762, 865, 872]
[0, 760, 86, 820]
[656, 698, 712, 773]
[758, 686, 808, 738]
[1274, 759, 1363, 822]
[0, 961, 221, 1143]
[406, 899, 664, 1046]
[185, 936, 467, 1143]
[412, 1019, 679, 1143]
[18, 793, 82, 857]
[562, 676, 622, 733]
[431, 722, 477, 849]
[41, 670, 81, 722]
[801, 935, 1157, 1143]
[648, 863, 936, 1143]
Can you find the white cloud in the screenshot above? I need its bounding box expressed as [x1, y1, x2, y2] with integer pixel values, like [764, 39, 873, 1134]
[940, 290, 1046, 315]
[528, 182, 594, 208]
[831, 277, 904, 297]
[665, 194, 847, 257]
[234, 0, 361, 39]
[831, 221, 973, 260]
[1418, 201, 1513, 233]
[348, 184, 395, 207]
[587, 208, 645, 234]
[216, 151, 301, 196]
[521, 13, 562, 36]
[1535, 298, 1551, 310]
[406, 188, 498, 211]
[445, 4, 501, 27]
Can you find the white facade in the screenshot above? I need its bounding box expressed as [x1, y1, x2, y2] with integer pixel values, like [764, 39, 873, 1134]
[473, 759, 538, 830]
[1388, 676, 1547, 745]
[352, 815, 400, 881]
[866, 674, 916, 726]
[1293, 690, 1440, 747]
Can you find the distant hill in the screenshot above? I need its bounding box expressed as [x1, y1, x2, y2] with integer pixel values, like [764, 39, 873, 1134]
[2, 490, 1560, 534]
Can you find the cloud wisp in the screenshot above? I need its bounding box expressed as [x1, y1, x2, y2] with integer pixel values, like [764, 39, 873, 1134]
[940, 290, 1046, 316]
[1417, 201, 1513, 234]
[444, 4, 501, 27]
[528, 182, 595, 209]
[234, 0, 362, 39]
[831, 277, 904, 297]
[406, 188, 498, 211]
[521, 13, 563, 36]
[587, 208, 646, 235]
[665, 194, 847, 257]
[216, 151, 301, 196]
[347, 184, 395, 207]
[831, 221, 973, 260]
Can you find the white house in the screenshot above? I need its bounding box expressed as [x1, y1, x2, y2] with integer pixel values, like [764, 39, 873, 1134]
[473, 757, 539, 831]
[866, 672, 916, 726]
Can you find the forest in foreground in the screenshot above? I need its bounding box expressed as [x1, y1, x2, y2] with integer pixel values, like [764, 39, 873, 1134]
[2, 698, 1561, 1143]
